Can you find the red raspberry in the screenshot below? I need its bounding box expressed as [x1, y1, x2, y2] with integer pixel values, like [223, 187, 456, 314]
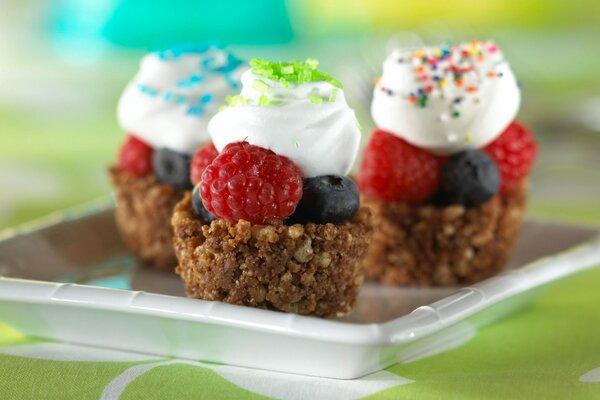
[358, 130, 442, 203]
[200, 142, 303, 224]
[118, 135, 154, 176]
[190, 142, 218, 185]
[483, 121, 537, 194]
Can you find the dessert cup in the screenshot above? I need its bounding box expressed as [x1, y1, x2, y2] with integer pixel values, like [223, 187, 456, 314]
[173, 193, 372, 317]
[172, 59, 371, 316]
[109, 45, 244, 269]
[360, 41, 537, 285]
[363, 180, 527, 285]
[109, 167, 185, 269]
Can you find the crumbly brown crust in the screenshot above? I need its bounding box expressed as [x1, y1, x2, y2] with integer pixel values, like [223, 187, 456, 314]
[109, 166, 184, 270]
[362, 180, 528, 285]
[172, 192, 373, 318]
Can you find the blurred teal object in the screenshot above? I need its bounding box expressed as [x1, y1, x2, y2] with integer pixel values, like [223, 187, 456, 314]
[52, 0, 294, 57]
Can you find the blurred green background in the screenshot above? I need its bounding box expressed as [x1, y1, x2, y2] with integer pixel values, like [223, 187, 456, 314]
[1, 0, 599, 230]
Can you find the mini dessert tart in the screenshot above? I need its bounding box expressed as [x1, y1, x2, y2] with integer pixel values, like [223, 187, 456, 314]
[359, 41, 537, 285]
[109, 45, 245, 269]
[172, 59, 373, 317]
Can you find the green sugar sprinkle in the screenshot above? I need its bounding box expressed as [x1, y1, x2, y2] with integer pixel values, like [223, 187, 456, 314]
[258, 94, 270, 106]
[419, 95, 428, 108]
[250, 58, 343, 89]
[226, 95, 249, 107]
[252, 79, 270, 93]
[328, 88, 338, 103]
[309, 95, 324, 105]
[305, 58, 318, 69]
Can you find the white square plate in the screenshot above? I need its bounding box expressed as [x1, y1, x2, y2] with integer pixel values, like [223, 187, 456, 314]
[0, 204, 598, 379]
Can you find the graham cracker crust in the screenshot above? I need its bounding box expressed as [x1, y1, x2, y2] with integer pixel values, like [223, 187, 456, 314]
[362, 180, 528, 285]
[109, 166, 184, 270]
[172, 192, 373, 318]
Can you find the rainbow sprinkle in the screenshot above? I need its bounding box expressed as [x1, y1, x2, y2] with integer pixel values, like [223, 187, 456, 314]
[376, 40, 510, 119]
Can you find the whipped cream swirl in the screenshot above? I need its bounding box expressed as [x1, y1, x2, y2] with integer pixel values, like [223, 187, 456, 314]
[371, 40, 520, 155]
[118, 45, 245, 154]
[208, 69, 361, 177]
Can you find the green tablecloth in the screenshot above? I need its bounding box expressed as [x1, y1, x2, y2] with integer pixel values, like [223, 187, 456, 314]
[1, 266, 599, 399]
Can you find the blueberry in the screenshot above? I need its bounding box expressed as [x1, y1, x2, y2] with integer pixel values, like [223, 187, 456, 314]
[192, 185, 216, 223]
[152, 148, 193, 190]
[288, 175, 360, 224]
[440, 149, 500, 207]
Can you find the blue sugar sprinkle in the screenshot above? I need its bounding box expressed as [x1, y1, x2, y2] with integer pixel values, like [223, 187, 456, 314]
[138, 84, 159, 97]
[177, 74, 205, 88]
[204, 53, 242, 74]
[163, 91, 173, 101]
[213, 54, 243, 73]
[200, 93, 213, 104]
[155, 43, 219, 60]
[202, 56, 216, 68]
[225, 75, 240, 90]
[199, 53, 243, 75]
[186, 106, 205, 116]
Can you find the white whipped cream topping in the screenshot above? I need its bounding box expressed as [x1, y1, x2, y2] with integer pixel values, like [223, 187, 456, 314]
[118, 46, 245, 154]
[371, 41, 520, 155]
[208, 69, 361, 177]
